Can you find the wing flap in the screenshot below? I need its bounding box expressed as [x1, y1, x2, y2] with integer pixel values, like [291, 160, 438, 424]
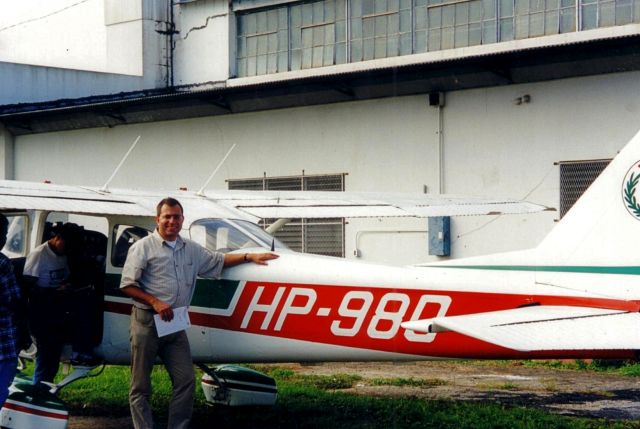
[0, 180, 153, 216]
[401, 306, 640, 351]
[0, 180, 550, 219]
[211, 191, 551, 219]
[0, 195, 151, 216]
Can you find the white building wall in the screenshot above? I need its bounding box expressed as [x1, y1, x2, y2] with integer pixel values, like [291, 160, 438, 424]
[173, 0, 232, 85]
[0, 0, 236, 95]
[11, 71, 640, 266]
[0, 0, 168, 100]
[443, 72, 640, 260]
[1, 0, 136, 75]
[0, 62, 154, 105]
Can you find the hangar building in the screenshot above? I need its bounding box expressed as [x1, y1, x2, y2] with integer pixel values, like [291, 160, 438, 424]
[1, 0, 639, 265]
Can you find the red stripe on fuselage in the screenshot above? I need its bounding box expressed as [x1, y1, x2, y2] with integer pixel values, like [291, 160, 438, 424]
[2, 401, 69, 420]
[104, 282, 639, 359]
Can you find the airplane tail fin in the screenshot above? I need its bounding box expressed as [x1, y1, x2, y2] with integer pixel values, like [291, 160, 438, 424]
[535, 129, 640, 267]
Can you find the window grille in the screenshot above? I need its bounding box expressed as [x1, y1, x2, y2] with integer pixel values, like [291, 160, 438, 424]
[558, 159, 610, 218]
[228, 173, 346, 256]
[235, 0, 640, 77]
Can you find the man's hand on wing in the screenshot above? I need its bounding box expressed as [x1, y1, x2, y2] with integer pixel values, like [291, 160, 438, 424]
[247, 252, 279, 265]
[223, 252, 279, 267]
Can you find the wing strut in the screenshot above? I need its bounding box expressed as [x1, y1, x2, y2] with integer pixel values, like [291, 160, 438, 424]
[265, 218, 291, 234]
[197, 144, 237, 196]
[100, 135, 141, 193]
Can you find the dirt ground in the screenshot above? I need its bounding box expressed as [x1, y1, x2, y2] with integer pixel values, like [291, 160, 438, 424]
[292, 361, 640, 420]
[67, 360, 640, 428]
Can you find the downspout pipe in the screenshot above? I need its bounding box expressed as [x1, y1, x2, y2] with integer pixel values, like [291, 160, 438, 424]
[428, 92, 445, 193]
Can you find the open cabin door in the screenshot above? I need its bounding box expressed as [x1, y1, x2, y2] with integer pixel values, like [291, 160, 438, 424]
[5, 212, 110, 355]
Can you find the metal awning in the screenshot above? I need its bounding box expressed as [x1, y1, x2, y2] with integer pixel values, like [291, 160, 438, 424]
[1, 32, 640, 136]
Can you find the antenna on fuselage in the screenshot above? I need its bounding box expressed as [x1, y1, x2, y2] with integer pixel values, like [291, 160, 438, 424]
[196, 143, 237, 196]
[100, 135, 141, 192]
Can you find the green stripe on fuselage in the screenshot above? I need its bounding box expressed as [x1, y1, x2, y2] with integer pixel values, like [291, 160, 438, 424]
[426, 265, 640, 275]
[104, 273, 240, 310]
[191, 278, 240, 308]
[9, 380, 68, 412]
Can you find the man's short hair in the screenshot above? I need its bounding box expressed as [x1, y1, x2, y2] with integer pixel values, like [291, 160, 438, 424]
[156, 198, 184, 217]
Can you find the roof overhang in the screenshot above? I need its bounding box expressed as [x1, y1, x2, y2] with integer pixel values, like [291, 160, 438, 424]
[2, 28, 640, 136]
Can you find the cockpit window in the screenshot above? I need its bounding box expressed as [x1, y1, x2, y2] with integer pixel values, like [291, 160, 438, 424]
[111, 225, 151, 267]
[189, 219, 287, 254]
[2, 214, 28, 258]
[234, 220, 288, 249]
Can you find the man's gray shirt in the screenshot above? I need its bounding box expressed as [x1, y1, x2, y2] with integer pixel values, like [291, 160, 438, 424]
[120, 230, 224, 309]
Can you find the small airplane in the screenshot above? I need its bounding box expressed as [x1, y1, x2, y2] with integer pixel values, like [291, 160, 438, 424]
[2, 129, 640, 428]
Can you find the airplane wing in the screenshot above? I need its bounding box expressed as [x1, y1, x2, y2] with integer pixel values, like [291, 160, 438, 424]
[0, 180, 153, 216]
[206, 190, 552, 219]
[0, 180, 551, 219]
[401, 306, 640, 351]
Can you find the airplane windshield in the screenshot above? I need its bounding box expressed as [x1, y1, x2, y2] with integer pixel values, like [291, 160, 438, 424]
[189, 219, 288, 253]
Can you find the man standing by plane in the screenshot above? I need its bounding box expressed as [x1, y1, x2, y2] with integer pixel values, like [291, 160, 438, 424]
[0, 214, 21, 407]
[120, 197, 278, 429]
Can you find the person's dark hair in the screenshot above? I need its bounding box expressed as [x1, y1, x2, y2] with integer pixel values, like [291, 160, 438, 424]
[0, 214, 8, 248]
[156, 198, 184, 216]
[55, 222, 82, 243]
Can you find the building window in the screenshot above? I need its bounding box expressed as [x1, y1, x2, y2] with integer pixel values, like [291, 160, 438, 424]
[237, 7, 290, 76]
[418, 0, 496, 51]
[558, 159, 610, 218]
[228, 173, 346, 256]
[508, 0, 576, 39]
[291, 0, 348, 69]
[235, 0, 640, 77]
[581, 0, 638, 29]
[350, 0, 413, 61]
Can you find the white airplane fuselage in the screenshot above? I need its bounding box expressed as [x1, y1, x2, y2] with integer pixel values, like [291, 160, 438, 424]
[99, 249, 640, 364]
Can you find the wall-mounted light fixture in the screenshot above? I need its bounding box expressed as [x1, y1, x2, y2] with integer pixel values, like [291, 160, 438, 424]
[514, 94, 532, 105]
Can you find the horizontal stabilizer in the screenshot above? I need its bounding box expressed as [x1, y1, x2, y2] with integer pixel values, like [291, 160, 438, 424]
[401, 306, 640, 351]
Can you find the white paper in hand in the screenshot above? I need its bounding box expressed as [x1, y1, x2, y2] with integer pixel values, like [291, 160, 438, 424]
[154, 306, 191, 337]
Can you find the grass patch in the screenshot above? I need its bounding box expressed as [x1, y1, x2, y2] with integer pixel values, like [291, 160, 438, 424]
[520, 359, 640, 376]
[192, 384, 638, 429]
[249, 365, 362, 389]
[580, 390, 615, 398]
[499, 382, 521, 391]
[477, 382, 522, 391]
[370, 377, 447, 388]
[58, 365, 131, 416]
[16, 362, 640, 428]
[464, 359, 640, 377]
[294, 373, 362, 390]
[541, 379, 558, 392]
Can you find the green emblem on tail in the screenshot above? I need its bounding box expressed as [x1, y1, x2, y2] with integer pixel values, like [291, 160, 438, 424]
[623, 165, 640, 219]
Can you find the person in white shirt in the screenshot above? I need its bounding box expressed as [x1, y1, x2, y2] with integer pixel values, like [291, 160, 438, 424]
[24, 223, 95, 385]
